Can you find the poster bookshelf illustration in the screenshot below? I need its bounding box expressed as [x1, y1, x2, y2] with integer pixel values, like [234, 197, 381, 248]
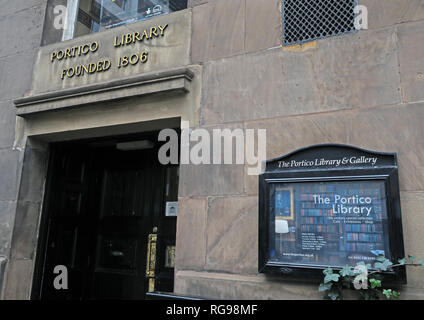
[270, 180, 390, 267]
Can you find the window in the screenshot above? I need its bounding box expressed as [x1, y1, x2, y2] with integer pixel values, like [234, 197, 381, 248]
[67, 0, 187, 40]
[282, 0, 357, 46]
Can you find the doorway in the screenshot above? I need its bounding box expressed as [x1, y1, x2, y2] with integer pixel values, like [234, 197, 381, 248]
[32, 130, 179, 300]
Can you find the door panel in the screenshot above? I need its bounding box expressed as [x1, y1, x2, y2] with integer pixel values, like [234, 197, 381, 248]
[40, 146, 95, 300]
[90, 155, 167, 299]
[38, 134, 179, 300]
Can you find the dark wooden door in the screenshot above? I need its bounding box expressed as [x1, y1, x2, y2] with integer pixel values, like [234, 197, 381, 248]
[38, 145, 96, 300]
[37, 138, 178, 300]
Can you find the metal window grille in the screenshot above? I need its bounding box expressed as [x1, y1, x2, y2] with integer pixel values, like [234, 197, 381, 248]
[282, 0, 357, 46]
[169, 0, 188, 11]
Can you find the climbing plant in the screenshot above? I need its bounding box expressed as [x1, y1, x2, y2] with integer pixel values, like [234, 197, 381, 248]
[318, 255, 424, 300]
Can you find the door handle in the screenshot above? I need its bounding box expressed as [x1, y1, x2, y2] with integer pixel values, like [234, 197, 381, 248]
[145, 227, 158, 292]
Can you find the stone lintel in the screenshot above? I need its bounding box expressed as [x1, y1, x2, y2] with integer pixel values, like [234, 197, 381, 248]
[14, 67, 194, 117]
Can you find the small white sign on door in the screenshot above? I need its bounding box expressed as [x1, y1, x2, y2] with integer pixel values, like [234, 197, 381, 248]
[166, 202, 178, 217]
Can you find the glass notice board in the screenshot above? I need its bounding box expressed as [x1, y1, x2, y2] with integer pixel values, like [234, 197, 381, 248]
[269, 180, 391, 268]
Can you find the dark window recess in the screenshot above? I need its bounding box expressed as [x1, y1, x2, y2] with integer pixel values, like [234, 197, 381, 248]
[282, 0, 357, 46]
[169, 0, 187, 11]
[78, 8, 94, 29]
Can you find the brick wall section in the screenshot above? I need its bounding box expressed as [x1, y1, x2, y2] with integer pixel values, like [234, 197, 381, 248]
[175, 0, 424, 299]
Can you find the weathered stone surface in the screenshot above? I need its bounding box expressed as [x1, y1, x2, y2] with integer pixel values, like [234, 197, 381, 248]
[175, 269, 424, 299]
[191, 0, 281, 57]
[245, 0, 282, 53]
[244, 171, 259, 197]
[205, 196, 258, 274]
[0, 4, 44, 58]
[31, 9, 191, 95]
[350, 103, 424, 192]
[0, 0, 44, 18]
[401, 287, 424, 300]
[179, 122, 245, 197]
[188, 0, 209, 7]
[244, 101, 424, 194]
[16, 147, 47, 203]
[0, 150, 22, 201]
[179, 163, 244, 197]
[202, 47, 321, 124]
[399, 192, 424, 289]
[0, 101, 17, 149]
[175, 197, 207, 271]
[0, 49, 38, 102]
[359, 0, 424, 30]
[22, 64, 203, 139]
[315, 27, 401, 110]
[0, 201, 16, 256]
[244, 111, 350, 195]
[10, 202, 41, 260]
[397, 20, 424, 103]
[191, 0, 245, 63]
[16, 67, 194, 116]
[203, 27, 400, 125]
[175, 271, 320, 299]
[3, 259, 33, 300]
[246, 112, 350, 161]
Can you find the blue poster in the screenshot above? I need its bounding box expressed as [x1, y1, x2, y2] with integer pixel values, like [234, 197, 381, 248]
[270, 181, 390, 267]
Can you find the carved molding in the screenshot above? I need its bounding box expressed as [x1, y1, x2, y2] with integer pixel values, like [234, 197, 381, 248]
[14, 67, 194, 117]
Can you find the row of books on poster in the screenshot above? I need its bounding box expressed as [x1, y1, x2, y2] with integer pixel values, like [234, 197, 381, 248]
[301, 223, 384, 233]
[346, 232, 383, 242]
[345, 242, 383, 252]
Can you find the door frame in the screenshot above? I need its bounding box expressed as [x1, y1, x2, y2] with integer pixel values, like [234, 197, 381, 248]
[27, 126, 181, 300]
[8, 63, 201, 300]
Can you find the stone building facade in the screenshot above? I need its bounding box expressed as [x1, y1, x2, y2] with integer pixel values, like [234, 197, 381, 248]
[0, 0, 423, 299]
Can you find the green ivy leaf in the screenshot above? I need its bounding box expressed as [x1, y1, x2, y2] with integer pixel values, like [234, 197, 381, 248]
[318, 282, 333, 292]
[392, 291, 401, 299]
[375, 255, 387, 263]
[323, 267, 333, 276]
[324, 273, 340, 284]
[340, 265, 353, 277]
[369, 278, 382, 289]
[398, 258, 407, 265]
[408, 255, 417, 263]
[418, 259, 424, 266]
[383, 289, 392, 299]
[374, 259, 393, 271]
